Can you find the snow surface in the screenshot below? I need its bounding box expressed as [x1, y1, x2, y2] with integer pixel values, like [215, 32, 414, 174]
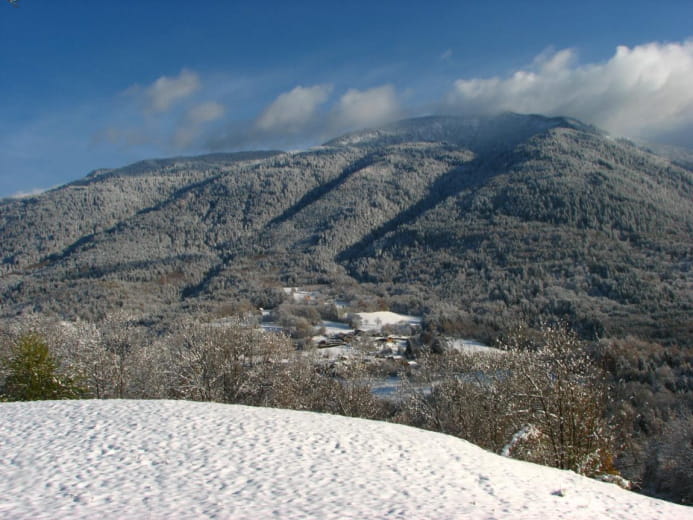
[355, 311, 422, 331]
[448, 338, 503, 354]
[312, 344, 354, 360]
[282, 287, 319, 303]
[0, 400, 689, 520]
[318, 320, 354, 336]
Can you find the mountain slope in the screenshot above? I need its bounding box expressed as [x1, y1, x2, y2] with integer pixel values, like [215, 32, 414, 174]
[0, 114, 691, 343]
[0, 151, 280, 272]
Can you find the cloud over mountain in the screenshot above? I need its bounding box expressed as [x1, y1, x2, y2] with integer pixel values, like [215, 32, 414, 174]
[173, 101, 226, 148]
[255, 84, 333, 134]
[331, 85, 401, 131]
[446, 41, 693, 145]
[100, 41, 693, 157]
[145, 69, 201, 114]
[209, 83, 402, 150]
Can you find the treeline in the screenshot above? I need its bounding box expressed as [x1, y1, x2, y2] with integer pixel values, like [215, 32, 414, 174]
[596, 336, 693, 503]
[0, 314, 384, 414]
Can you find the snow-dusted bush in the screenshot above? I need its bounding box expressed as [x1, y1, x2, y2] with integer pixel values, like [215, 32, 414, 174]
[46, 313, 159, 399]
[267, 356, 387, 419]
[0, 314, 386, 418]
[170, 317, 293, 403]
[503, 324, 618, 475]
[400, 323, 619, 477]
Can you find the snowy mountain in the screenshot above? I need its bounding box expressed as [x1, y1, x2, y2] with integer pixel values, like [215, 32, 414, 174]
[0, 400, 689, 520]
[0, 114, 691, 345]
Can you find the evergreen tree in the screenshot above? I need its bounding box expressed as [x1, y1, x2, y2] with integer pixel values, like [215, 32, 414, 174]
[1, 333, 85, 401]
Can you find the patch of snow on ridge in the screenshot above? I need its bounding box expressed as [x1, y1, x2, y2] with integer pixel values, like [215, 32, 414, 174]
[0, 400, 689, 520]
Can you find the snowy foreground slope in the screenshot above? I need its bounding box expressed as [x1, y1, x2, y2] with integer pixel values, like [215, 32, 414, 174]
[0, 401, 688, 520]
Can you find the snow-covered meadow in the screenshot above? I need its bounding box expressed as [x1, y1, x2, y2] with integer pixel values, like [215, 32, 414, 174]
[1, 400, 689, 519]
[355, 311, 422, 332]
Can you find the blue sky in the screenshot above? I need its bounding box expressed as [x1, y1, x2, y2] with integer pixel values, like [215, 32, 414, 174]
[1, 1, 692, 198]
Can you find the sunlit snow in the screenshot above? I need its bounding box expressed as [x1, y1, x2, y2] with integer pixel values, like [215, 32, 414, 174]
[355, 311, 422, 331]
[0, 400, 688, 519]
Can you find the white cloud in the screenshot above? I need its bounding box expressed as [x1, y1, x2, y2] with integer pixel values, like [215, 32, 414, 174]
[208, 83, 403, 150]
[331, 85, 400, 131]
[446, 41, 693, 141]
[110, 75, 219, 150]
[174, 101, 226, 148]
[440, 49, 453, 61]
[255, 84, 332, 134]
[172, 128, 197, 149]
[145, 69, 201, 113]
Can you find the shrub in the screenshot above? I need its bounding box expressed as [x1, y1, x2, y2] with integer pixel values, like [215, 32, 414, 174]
[266, 356, 388, 419]
[172, 319, 294, 403]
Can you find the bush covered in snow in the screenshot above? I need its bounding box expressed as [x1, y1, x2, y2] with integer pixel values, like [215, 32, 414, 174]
[398, 323, 620, 477]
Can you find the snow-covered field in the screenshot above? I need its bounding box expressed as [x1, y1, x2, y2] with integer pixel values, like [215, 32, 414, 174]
[1, 400, 689, 520]
[355, 311, 422, 331]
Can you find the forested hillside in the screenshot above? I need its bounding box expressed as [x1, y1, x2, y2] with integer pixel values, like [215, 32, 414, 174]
[1, 114, 690, 346]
